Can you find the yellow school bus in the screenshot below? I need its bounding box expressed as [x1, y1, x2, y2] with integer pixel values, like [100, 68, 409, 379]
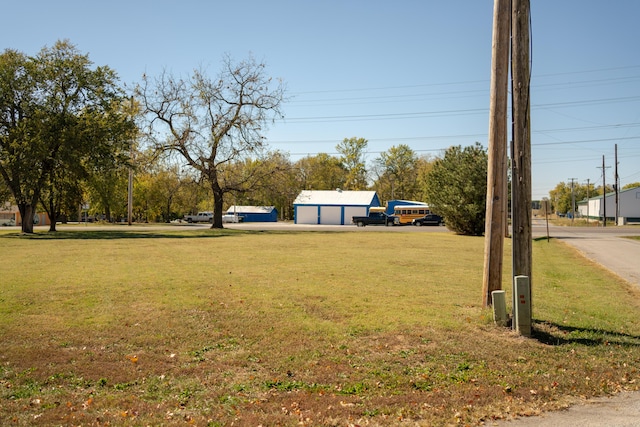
[393, 205, 430, 225]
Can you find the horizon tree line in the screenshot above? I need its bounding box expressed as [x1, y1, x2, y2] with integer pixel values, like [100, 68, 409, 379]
[2, 40, 492, 235]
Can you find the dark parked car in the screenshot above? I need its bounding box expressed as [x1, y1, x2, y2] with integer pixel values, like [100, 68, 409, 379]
[352, 211, 399, 227]
[412, 214, 444, 226]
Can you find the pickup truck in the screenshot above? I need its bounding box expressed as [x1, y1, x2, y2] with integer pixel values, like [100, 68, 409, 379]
[183, 212, 213, 223]
[352, 211, 399, 227]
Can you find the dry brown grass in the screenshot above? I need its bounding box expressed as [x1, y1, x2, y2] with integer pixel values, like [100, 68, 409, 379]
[1, 228, 639, 426]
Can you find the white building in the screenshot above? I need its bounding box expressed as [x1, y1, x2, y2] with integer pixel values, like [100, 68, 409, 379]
[293, 190, 381, 225]
[577, 186, 640, 224]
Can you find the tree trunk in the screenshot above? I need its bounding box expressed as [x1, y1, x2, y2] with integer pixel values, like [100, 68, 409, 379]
[211, 180, 224, 229]
[48, 213, 58, 232]
[45, 196, 58, 232]
[166, 196, 173, 223]
[19, 203, 35, 234]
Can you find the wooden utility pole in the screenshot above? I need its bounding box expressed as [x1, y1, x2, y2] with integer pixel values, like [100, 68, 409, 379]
[615, 143, 619, 224]
[568, 178, 577, 224]
[600, 155, 608, 227]
[127, 96, 134, 226]
[511, 0, 532, 304]
[585, 179, 590, 224]
[482, 0, 511, 307]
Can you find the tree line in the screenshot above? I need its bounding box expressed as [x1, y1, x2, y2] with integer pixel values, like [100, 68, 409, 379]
[1, 41, 489, 235]
[548, 181, 640, 216]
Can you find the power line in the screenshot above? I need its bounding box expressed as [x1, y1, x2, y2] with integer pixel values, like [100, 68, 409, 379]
[279, 95, 640, 123]
[289, 64, 640, 97]
[270, 136, 640, 150]
[279, 107, 487, 123]
[289, 76, 640, 109]
[532, 136, 638, 146]
[267, 122, 640, 145]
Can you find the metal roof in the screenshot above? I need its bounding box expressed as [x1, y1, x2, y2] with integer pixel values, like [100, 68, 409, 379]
[226, 205, 276, 214]
[293, 190, 378, 206]
[577, 186, 640, 204]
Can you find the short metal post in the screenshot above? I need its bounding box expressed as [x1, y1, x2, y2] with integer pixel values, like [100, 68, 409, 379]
[491, 290, 508, 327]
[513, 275, 531, 337]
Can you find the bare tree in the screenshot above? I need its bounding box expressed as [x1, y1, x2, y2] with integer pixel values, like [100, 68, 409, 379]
[137, 55, 286, 228]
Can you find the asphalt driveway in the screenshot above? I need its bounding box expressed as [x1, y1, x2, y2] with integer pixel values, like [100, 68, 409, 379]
[533, 220, 640, 287]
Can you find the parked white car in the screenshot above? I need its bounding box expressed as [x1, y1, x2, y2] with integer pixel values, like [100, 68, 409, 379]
[222, 214, 243, 223]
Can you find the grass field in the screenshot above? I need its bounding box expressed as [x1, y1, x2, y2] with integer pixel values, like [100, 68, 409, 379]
[1, 227, 640, 426]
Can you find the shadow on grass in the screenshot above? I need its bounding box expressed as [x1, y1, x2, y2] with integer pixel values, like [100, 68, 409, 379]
[533, 319, 640, 347]
[0, 229, 243, 240]
[0, 228, 349, 240]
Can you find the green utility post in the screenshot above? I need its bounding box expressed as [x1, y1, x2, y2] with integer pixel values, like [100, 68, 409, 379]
[491, 290, 508, 327]
[514, 276, 531, 337]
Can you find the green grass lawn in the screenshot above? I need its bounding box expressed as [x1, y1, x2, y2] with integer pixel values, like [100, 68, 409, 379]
[1, 228, 639, 426]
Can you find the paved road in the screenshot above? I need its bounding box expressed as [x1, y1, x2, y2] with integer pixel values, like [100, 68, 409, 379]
[532, 220, 640, 287]
[496, 220, 640, 426]
[491, 392, 640, 426]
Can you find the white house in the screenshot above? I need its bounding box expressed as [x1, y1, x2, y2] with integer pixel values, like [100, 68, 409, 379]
[293, 190, 381, 225]
[577, 186, 640, 224]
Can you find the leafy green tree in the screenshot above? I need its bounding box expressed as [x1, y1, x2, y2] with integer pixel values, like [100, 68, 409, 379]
[549, 181, 594, 215]
[138, 54, 286, 228]
[39, 159, 84, 224]
[372, 144, 419, 202]
[0, 49, 40, 232]
[336, 137, 368, 190]
[0, 181, 10, 205]
[85, 161, 129, 222]
[127, 151, 195, 222]
[549, 182, 572, 215]
[295, 153, 346, 191]
[148, 165, 187, 222]
[595, 184, 614, 195]
[414, 155, 435, 202]
[623, 182, 640, 191]
[234, 151, 297, 220]
[168, 167, 213, 219]
[262, 152, 298, 220]
[424, 143, 488, 236]
[0, 41, 133, 232]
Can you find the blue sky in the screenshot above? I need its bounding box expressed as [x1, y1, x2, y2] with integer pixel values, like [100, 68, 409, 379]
[3, 1, 640, 200]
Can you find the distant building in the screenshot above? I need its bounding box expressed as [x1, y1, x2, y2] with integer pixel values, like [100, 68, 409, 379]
[0, 203, 17, 226]
[293, 190, 381, 225]
[225, 206, 278, 222]
[577, 186, 640, 224]
[0, 204, 50, 226]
